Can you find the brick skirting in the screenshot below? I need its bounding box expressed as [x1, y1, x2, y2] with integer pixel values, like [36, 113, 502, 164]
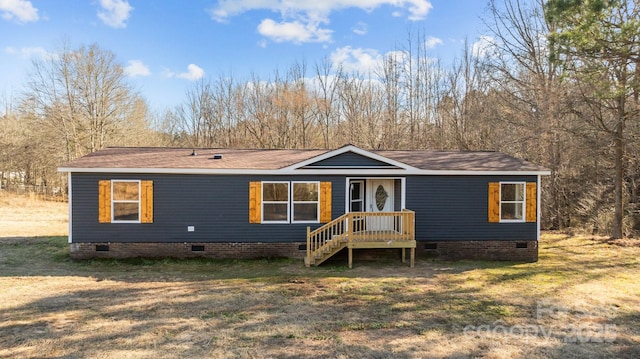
[416, 240, 538, 262]
[69, 242, 307, 260]
[70, 240, 537, 262]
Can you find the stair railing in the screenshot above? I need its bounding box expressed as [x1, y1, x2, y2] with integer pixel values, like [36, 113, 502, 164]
[307, 213, 349, 266]
[306, 210, 416, 266]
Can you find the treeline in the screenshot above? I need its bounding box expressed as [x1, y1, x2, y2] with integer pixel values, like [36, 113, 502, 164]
[1, 0, 638, 238]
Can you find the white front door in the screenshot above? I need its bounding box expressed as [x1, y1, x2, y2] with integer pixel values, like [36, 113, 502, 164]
[366, 179, 394, 230]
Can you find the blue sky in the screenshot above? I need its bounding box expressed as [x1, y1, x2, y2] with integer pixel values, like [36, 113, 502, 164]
[1, 0, 492, 112]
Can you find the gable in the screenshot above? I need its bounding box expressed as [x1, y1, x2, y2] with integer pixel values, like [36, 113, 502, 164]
[303, 151, 400, 169]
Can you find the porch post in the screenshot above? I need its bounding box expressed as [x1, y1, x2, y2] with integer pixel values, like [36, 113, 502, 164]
[347, 212, 353, 268]
[306, 226, 311, 267]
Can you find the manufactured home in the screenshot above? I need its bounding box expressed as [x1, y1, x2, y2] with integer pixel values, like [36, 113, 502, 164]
[59, 145, 550, 267]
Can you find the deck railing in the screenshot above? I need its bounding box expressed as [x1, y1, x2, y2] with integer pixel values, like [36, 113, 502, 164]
[306, 209, 415, 266]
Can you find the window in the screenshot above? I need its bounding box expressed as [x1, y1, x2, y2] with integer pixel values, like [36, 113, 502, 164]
[350, 181, 364, 212]
[255, 181, 324, 223]
[292, 182, 319, 222]
[249, 181, 330, 224]
[500, 182, 525, 222]
[112, 180, 140, 222]
[262, 182, 290, 222]
[98, 179, 153, 224]
[488, 181, 536, 223]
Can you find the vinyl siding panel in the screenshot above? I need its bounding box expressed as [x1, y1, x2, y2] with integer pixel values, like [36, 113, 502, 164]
[71, 173, 537, 244]
[71, 173, 345, 243]
[405, 175, 537, 241]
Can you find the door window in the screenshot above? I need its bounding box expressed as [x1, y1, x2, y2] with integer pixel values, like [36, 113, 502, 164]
[350, 181, 364, 212]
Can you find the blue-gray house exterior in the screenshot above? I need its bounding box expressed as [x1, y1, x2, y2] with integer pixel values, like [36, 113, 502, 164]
[59, 145, 550, 262]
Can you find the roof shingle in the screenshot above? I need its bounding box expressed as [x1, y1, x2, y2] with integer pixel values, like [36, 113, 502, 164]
[59, 146, 549, 173]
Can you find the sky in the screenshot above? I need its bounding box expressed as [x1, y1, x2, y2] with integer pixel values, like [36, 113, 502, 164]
[0, 0, 492, 112]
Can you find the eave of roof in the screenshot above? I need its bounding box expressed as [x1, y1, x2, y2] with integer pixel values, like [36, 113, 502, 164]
[57, 146, 551, 175]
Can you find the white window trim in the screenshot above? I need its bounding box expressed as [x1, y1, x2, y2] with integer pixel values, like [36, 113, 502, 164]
[291, 181, 320, 224]
[349, 180, 365, 212]
[261, 181, 321, 224]
[499, 181, 526, 223]
[111, 179, 141, 223]
[261, 181, 290, 224]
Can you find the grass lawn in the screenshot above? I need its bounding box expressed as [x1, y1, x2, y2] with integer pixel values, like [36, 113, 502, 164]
[0, 193, 639, 358]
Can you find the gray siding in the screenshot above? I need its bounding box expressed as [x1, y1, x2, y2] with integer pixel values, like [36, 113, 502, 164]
[406, 175, 537, 241]
[306, 152, 397, 167]
[71, 173, 538, 244]
[72, 174, 345, 243]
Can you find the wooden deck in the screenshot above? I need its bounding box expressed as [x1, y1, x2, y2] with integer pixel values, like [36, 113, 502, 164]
[306, 210, 416, 268]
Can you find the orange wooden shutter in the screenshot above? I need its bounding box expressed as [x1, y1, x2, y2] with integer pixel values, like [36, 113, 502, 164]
[140, 180, 154, 223]
[526, 182, 537, 223]
[320, 181, 332, 223]
[98, 180, 111, 223]
[488, 182, 500, 223]
[249, 181, 262, 223]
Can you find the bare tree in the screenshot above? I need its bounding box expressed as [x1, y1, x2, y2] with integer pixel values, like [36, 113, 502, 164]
[23, 42, 148, 161]
[178, 78, 215, 148]
[483, 0, 578, 230]
[242, 74, 275, 148]
[313, 58, 342, 148]
[337, 73, 386, 149]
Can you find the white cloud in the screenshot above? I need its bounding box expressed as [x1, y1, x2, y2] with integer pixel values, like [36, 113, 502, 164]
[124, 60, 150, 77]
[330, 46, 382, 74]
[404, 0, 432, 21]
[330, 47, 441, 77]
[5, 46, 53, 59]
[97, 0, 133, 28]
[177, 64, 205, 81]
[424, 36, 442, 49]
[210, 0, 432, 21]
[161, 68, 176, 78]
[0, 0, 39, 23]
[209, 0, 432, 44]
[353, 21, 367, 35]
[471, 35, 495, 58]
[386, 50, 409, 63]
[258, 18, 331, 44]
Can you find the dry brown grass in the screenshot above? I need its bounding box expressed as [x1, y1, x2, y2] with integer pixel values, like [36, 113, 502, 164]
[0, 195, 639, 358]
[0, 191, 68, 237]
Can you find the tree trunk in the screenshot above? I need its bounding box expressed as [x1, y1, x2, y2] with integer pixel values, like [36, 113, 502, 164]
[612, 116, 625, 239]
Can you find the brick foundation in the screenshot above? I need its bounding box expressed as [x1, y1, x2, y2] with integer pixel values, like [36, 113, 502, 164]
[70, 240, 537, 262]
[416, 240, 538, 262]
[69, 242, 307, 260]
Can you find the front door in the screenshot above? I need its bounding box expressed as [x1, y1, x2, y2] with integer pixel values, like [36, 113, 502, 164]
[366, 179, 394, 230]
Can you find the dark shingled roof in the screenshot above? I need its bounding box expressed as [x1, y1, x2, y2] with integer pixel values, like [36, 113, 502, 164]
[61, 147, 327, 170]
[59, 147, 549, 172]
[374, 150, 548, 172]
